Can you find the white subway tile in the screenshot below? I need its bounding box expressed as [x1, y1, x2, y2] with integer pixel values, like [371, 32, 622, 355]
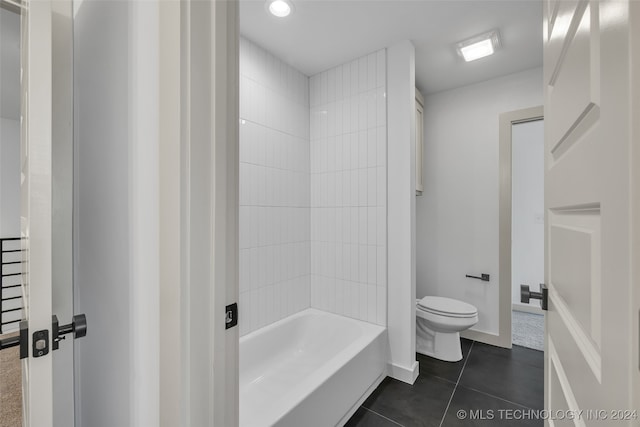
[377, 50, 386, 88]
[377, 207, 386, 247]
[358, 207, 367, 245]
[350, 60, 359, 96]
[258, 246, 268, 288]
[367, 167, 377, 207]
[319, 71, 328, 106]
[358, 57, 367, 93]
[249, 290, 258, 332]
[350, 244, 359, 283]
[367, 284, 377, 323]
[239, 249, 249, 292]
[327, 102, 336, 137]
[359, 283, 368, 320]
[377, 87, 386, 126]
[335, 101, 344, 136]
[377, 126, 387, 167]
[249, 247, 259, 290]
[350, 97, 359, 134]
[367, 129, 377, 168]
[350, 206, 359, 244]
[377, 246, 386, 286]
[377, 166, 386, 207]
[367, 91, 376, 129]
[327, 277, 336, 313]
[367, 53, 377, 92]
[327, 68, 336, 103]
[239, 292, 248, 336]
[239, 163, 249, 206]
[367, 207, 377, 246]
[358, 244, 367, 284]
[335, 280, 345, 316]
[265, 284, 275, 325]
[376, 286, 386, 326]
[367, 245, 377, 285]
[342, 63, 351, 98]
[335, 243, 344, 280]
[358, 94, 367, 131]
[258, 286, 268, 328]
[358, 169, 368, 207]
[343, 98, 352, 134]
[358, 131, 367, 170]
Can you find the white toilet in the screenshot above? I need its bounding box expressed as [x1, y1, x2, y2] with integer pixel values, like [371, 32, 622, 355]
[416, 296, 478, 362]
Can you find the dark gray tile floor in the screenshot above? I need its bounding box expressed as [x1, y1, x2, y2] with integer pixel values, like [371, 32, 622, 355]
[346, 339, 543, 427]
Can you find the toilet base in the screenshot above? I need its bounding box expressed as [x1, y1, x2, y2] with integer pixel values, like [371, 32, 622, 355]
[416, 321, 463, 362]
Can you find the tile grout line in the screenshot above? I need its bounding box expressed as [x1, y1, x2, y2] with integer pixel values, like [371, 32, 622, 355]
[438, 341, 475, 427]
[362, 407, 406, 427]
[455, 383, 541, 412]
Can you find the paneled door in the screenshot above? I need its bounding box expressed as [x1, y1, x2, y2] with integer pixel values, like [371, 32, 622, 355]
[544, 0, 638, 422]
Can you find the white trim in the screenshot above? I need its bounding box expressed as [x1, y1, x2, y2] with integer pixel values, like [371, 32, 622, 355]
[23, 1, 54, 425]
[387, 361, 419, 385]
[128, 1, 160, 425]
[158, 1, 182, 426]
[512, 302, 544, 315]
[460, 329, 505, 348]
[497, 106, 543, 349]
[179, 1, 239, 425]
[386, 40, 418, 384]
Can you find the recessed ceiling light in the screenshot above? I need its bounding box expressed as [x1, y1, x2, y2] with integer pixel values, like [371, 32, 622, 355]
[266, 0, 294, 18]
[456, 30, 501, 62]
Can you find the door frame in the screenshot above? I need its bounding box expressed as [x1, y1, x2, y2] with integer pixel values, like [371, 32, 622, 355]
[497, 106, 544, 349]
[158, 1, 239, 425]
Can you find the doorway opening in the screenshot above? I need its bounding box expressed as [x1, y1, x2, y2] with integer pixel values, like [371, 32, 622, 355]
[0, 4, 23, 426]
[510, 119, 544, 351]
[498, 106, 544, 352]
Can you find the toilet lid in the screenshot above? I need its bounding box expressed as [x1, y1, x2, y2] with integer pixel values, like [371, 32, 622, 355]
[418, 296, 478, 316]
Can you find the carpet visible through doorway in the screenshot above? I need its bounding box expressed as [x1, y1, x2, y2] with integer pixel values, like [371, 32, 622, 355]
[0, 332, 22, 427]
[512, 310, 544, 352]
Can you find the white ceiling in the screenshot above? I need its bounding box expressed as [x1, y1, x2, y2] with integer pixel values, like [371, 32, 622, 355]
[0, 8, 20, 120]
[240, 0, 543, 95]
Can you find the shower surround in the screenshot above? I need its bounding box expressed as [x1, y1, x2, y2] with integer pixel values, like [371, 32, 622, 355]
[239, 38, 387, 335]
[239, 37, 388, 426]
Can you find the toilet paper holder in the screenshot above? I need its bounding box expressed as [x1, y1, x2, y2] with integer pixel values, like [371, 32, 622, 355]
[465, 273, 490, 282]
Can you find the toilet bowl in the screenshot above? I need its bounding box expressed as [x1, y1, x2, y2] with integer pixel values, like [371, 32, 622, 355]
[416, 296, 478, 362]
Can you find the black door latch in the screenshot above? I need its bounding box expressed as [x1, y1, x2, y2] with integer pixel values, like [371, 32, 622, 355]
[521, 284, 548, 310]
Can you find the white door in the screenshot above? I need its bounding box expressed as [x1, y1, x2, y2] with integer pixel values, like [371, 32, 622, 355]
[544, 0, 638, 421]
[20, 0, 54, 425]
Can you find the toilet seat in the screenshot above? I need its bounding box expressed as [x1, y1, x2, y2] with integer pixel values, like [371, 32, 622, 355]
[417, 296, 477, 318]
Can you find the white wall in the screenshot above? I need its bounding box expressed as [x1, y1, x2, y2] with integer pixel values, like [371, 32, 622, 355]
[0, 8, 20, 240]
[386, 41, 417, 384]
[239, 38, 311, 336]
[511, 120, 544, 307]
[416, 67, 543, 336]
[0, 118, 19, 239]
[309, 50, 387, 326]
[74, 1, 160, 426]
[0, 8, 21, 334]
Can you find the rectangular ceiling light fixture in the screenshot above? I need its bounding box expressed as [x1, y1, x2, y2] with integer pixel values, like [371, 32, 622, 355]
[456, 30, 501, 62]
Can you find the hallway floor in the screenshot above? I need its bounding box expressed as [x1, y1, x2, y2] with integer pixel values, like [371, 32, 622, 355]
[346, 339, 543, 427]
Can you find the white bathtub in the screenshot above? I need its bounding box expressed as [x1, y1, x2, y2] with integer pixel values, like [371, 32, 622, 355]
[240, 308, 387, 427]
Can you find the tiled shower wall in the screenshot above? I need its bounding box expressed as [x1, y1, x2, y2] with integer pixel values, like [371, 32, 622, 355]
[239, 38, 311, 336]
[309, 51, 388, 326]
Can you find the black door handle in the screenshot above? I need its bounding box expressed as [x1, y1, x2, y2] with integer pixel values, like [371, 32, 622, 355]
[521, 284, 548, 310]
[53, 314, 87, 350]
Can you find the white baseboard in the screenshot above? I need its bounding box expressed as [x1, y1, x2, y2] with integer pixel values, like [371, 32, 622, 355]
[387, 361, 419, 385]
[461, 328, 511, 349]
[512, 302, 544, 315]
